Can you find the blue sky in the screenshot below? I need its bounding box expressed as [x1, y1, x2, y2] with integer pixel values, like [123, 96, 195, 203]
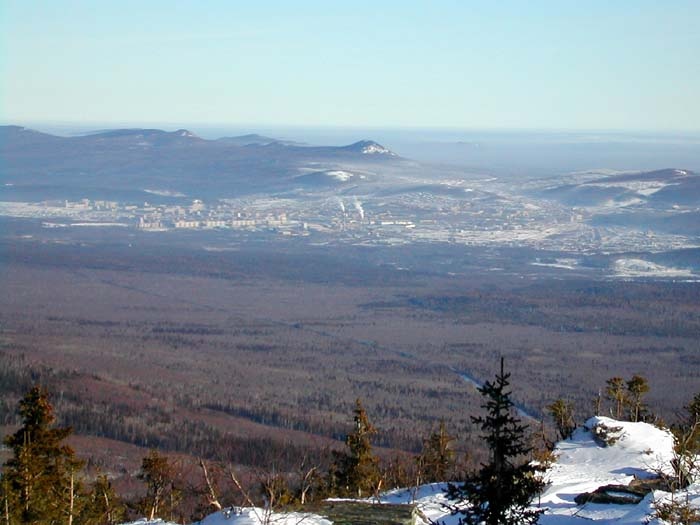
[1, 1, 698, 130]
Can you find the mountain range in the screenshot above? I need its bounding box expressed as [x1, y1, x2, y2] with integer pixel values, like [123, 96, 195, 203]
[0, 126, 402, 200]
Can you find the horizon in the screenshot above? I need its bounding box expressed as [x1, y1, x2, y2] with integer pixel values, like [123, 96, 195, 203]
[5, 120, 700, 176]
[6, 120, 700, 140]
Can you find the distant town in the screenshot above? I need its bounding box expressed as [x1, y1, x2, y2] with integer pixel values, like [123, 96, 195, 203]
[0, 193, 694, 256]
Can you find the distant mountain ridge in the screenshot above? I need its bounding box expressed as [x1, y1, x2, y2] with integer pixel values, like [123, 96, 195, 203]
[0, 125, 401, 199]
[0, 125, 395, 154]
[82, 128, 200, 139]
[216, 133, 304, 147]
[539, 168, 699, 208]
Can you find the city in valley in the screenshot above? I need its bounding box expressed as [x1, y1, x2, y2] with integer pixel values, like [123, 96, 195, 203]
[2, 166, 699, 280]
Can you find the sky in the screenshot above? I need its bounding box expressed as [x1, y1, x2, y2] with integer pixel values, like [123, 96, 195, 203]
[1, 1, 699, 131]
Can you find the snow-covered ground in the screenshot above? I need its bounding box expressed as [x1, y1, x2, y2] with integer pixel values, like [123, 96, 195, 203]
[583, 180, 680, 199]
[193, 508, 332, 525]
[531, 258, 580, 270]
[122, 508, 333, 525]
[613, 258, 696, 279]
[120, 417, 699, 525]
[539, 416, 678, 525]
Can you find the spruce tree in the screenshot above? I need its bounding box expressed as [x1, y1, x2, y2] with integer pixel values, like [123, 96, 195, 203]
[547, 398, 576, 441]
[78, 474, 125, 525]
[330, 399, 381, 498]
[138, 449, 180, 521]
[418, 421, 456, 483]
[605, 377, 627, 420]
[684, 392, 700, 454]
[446, 358, 544, 525]
[669, 390, 700, 489]
[687, 392, 700, 426]
[625, 375, 649, 422]
[1, 386, 84, 525]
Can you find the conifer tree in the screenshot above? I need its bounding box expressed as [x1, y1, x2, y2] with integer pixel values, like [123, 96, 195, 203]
[1, 386, 84, 525]
[681, 392, 700, 448]
[669, 390, 700, 487]
[547, 398, 576, 441]
[330, 399, 381, 498]
[605, 377, 627, 419]
[418, 421, 456, 483]
[625, 375, 649, 422]
[78, 474, 125, 525]
[655, 395, 700, 525]
[138, 449, 180, 521]
[687, 392, 700, 456]
[687, 392, 700, 427]
[446, 358, 544, 525]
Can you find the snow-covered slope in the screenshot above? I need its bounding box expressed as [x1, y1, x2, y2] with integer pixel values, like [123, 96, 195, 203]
[539, 416, 677, 525]
[120, 417, 699, 525]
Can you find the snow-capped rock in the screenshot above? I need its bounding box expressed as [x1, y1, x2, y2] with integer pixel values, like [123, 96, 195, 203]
[176, 129, 198, 138]
[361, 143, 394, 155]
[343, 140, 397, 156]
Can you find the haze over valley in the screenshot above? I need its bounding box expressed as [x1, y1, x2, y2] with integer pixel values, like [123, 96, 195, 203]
[3, 125, 700, 280]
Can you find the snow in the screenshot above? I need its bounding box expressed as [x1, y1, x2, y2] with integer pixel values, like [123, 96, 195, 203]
[325, 170, 354, 182]
[586, 180, 677, 195]
[531, 258, 580, 270]
[538, 416, 676, 525]
[121, 508, 332, 525]
[377, 483, 459, 524]
[320, 418, 685, 525]
[120, 417, 699, 525]
[580, 179, 682, 205]
[613, 258, 695, 278]
[123, 518, 177, 525]
[193, 507, 331, 525]
[361, 143, 395, 155]
[605, 197, 645, 208]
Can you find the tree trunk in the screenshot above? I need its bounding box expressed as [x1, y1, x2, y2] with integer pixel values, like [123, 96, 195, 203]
[68, 471, 74, 525]
[102, 488, 112, 525]
[198, 460, 222, 511]
[4, 483, 9, 525]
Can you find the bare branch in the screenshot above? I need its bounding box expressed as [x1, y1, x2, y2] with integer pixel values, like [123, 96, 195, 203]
[198, 459, 222, 511]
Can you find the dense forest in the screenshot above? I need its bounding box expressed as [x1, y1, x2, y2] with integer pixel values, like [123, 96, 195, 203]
[1, 242, 699, 523]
